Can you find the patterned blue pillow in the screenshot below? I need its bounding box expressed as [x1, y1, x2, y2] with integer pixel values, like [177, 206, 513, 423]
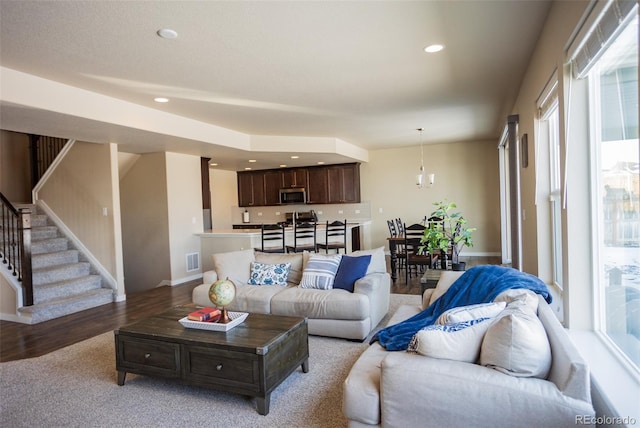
[248, 261, 291, 286]
[407, 317, 490, 353]
[299, 254, 342, 290]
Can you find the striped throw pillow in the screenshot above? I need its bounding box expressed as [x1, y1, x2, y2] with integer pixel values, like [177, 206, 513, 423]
[299, 254, 342, 290]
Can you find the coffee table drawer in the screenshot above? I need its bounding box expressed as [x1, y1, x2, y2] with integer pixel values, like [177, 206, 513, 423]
[183, 346, 259, 390]
[117, 336, 180, 378]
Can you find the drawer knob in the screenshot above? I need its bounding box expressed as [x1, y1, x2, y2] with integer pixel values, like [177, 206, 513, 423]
[216, 364, 223, 371]
[144, 353, 151, 359]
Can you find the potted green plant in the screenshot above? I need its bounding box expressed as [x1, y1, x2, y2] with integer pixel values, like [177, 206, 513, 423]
[419, 200, 476, 271]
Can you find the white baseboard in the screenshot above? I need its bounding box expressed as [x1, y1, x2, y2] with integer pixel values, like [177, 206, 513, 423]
[157, 273, 204, 287]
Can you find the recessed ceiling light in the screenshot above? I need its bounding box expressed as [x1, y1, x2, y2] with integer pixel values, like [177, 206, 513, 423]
[210, 163, 218, 166]
[424, 44, 444, 53]
[280, 164, 287, 168]
[154, 97, 169, 103]
[157, 28, 178, 39]
[244, 167, 252, 170]
[248, 159, 257, 163]
[291, 155, 299, 159]
[317, 161, 325, 165]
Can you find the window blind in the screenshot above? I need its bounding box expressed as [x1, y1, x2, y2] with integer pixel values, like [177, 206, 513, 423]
[566, 0, 637, 78]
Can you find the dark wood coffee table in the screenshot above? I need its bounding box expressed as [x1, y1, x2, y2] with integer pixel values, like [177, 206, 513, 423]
[114, 307, 309, 415]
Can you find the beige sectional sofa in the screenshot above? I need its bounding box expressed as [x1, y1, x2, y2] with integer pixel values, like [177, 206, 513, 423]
[192, 247, 390, 340]
[343, 270, 596, 427]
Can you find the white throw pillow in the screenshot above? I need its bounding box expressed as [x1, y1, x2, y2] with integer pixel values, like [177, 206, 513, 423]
[408, 318, 493, 363]
[480, 302, 552, 378]
[349, 246, 386, 275]
[299, 254, 342, 290]
[494, 288, 539, 312]
[436, 302, 507, 325]
[212, 248, 255, 285]
[428, 271, 465, 306]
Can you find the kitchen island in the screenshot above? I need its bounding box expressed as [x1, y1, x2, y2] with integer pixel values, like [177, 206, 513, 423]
[197, 221, 371, 272]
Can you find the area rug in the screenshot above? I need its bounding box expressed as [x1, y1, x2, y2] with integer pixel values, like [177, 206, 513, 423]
[0, 294, 420, 428]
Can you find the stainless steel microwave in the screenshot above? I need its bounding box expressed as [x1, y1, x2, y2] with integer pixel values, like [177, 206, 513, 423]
[279, 188, 306, 204]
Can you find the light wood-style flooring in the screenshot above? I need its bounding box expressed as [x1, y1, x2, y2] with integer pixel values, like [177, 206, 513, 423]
[0, 255, 499, 362]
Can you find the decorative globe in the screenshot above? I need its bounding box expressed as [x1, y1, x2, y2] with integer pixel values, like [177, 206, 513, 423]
[208, 278, 236, 309]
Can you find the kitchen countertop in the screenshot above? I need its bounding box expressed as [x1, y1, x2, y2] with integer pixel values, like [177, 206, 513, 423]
[197, 220, 371, 237]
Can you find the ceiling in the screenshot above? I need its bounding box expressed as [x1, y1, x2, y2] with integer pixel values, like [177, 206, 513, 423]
[0, 1, 552, 171]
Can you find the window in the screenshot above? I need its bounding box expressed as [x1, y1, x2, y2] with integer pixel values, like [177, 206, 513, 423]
[588, 14, 638, 369]
[537, 79, 562, 289]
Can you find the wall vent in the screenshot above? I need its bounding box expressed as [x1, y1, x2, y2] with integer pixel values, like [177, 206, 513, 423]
[186, 252, 200, 272]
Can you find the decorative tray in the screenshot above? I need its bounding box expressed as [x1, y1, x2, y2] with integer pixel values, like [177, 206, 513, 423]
[179, 312, 248, 332]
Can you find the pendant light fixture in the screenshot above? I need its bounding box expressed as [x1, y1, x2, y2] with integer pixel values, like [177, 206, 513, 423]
[416, 128, 425, 188]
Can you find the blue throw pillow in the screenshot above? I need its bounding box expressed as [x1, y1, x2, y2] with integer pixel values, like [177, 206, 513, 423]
[333, 255, 372, 292]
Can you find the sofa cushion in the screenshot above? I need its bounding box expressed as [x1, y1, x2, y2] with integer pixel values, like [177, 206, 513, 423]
[333, 255, 371, 292]
[408, 318, 493, 363]
[248, 261, 291, 286]
[226, 283, 288, 314]
[255, 252, 304, 285]
[436, 302, 506, 325]
[350, 246, 386, 275]
[212, 248, 255, 285]
[299, 254, 342, 290]
[271, 286, 369, 320]
[480, 301, 552, 378]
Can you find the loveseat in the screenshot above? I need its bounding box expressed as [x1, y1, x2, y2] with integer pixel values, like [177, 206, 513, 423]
[343, 269, 595, 427]
[192, 247, 390, 340]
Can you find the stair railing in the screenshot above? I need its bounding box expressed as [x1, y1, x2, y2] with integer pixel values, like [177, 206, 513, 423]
[0, 193, 33, 306]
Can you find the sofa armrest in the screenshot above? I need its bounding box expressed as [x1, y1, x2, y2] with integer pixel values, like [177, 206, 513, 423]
[354, 272, 391, 332]
[380, 352, 594, 428]
[422, 289, 434, 309]
[203, 270, 218, 284]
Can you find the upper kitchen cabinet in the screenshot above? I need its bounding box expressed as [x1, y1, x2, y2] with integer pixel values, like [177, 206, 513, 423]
[281, 168, 307, 189]
[306, 166, 329, 204]
[237, 163, 360, 206]
[237, 171, 266, 207]
[327, 163, 360, 203]
[263, 170, 283, 205]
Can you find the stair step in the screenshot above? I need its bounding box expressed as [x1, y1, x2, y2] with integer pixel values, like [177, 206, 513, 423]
[19, 288, 114, 323]
[32, 262, 90, 286]
[32, 249, 80, 269]
[30, 214, 48, 227]
[31, 237, 68, 255]
[31, 226, 58, 240]
[33, 275, 102, 304]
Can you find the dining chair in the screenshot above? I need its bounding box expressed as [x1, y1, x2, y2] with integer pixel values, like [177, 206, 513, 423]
[317, 220, 347, 254]
[404, 222, 431, 284]
[254, 223, 286, 253]
[286, 221, 318, 253]
[387, 219, 398, 237]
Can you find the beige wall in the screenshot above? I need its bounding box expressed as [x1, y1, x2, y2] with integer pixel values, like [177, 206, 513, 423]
[166, 152, 204, 281]
[210, 168, 238, 229]
[38, 141, 121, 282]
[508, 0, 591, 327]
[0, 130, 31, 203]
[362, 140, 501, 254]
[120, 152, 171, 293]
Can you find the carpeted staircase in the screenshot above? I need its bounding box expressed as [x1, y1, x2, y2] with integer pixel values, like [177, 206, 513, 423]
[6, 205, 114, 323]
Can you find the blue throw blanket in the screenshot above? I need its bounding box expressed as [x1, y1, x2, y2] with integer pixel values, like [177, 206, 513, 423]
[371, 265, 551, 351]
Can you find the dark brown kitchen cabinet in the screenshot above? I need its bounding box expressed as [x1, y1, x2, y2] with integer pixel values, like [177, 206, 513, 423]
[263, 170, 282, 205]
[238, 171, 265, 207]
[237, 163, 359, 206]
[327, 163, 360, 203]
[306, 167, 329, 204]
[281, 168, 307, 189]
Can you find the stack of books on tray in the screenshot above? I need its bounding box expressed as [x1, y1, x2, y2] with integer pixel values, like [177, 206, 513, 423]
[187, 307, 221, 323]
